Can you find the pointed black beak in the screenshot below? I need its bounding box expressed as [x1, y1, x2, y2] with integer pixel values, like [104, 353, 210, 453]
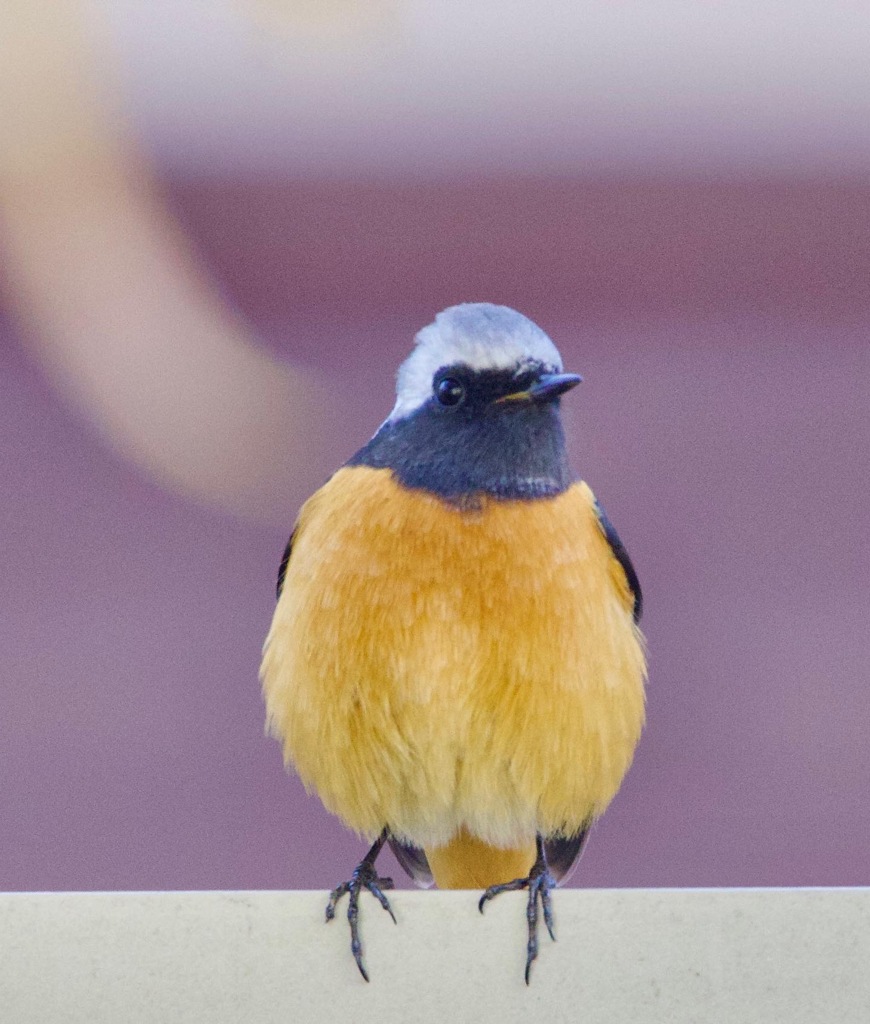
[495, 371, 583, 405]
[527, 372, 583, 402]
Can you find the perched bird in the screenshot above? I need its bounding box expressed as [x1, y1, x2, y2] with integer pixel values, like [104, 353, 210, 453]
[261, 303, 646, 982]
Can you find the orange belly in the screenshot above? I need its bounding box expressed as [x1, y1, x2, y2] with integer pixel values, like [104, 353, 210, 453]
[261, 465, 646, 856]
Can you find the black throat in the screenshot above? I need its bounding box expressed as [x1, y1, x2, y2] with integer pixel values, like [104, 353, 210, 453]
[347, 398, 573, 504]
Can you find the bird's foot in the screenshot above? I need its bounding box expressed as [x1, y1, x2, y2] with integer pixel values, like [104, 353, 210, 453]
[325, 845, 396, 982]
[478, 839, 556, 984]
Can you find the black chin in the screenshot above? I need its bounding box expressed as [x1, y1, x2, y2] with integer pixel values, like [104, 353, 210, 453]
[347, 399, 573, 502]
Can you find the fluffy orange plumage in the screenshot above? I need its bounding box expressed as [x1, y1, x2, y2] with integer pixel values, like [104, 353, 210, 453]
[261, 464, 646, 888]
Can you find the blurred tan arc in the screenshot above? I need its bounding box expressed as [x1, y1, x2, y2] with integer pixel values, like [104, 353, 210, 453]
[0, 0, 334, 524]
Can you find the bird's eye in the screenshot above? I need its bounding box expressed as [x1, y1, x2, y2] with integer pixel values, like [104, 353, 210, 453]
[435, 377, 466, 407]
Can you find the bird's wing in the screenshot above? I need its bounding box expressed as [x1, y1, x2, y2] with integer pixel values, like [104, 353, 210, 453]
[544, 824, 592, 885]
[594, 501, 642, 623]
[388, 835, 434, 888]
[275, 528, 297, 599]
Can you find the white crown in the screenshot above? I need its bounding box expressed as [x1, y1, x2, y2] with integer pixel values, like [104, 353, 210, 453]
[389, 304, 563, 422]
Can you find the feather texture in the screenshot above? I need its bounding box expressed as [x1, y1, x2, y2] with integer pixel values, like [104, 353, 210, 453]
[261, 465, 646, 884]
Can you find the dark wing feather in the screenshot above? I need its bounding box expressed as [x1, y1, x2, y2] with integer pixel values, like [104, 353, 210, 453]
[545, 824, 592, 885]
[388, 835, 434, 888]
[594, 501, 642, 623]
[276, 529, 296, 600]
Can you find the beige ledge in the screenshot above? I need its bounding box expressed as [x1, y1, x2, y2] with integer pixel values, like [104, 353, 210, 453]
[2, 888, 869, 1023]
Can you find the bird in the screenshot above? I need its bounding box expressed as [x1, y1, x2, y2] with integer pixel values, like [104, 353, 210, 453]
[260, 303, 646, 983]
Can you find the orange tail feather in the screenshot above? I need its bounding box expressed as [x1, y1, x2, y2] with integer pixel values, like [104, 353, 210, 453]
[426, 828, 536, 889]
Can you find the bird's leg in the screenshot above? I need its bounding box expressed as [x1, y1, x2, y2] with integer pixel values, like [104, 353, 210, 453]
[478, 834, 556, 984]
[325, 827, 396, 982]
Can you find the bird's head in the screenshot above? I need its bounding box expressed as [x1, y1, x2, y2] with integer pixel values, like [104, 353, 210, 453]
[388, 303, 581, 424]
[350, 303, 581, 501]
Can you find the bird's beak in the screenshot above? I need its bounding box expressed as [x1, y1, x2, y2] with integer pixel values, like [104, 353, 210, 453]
[496, 372, 583, 404]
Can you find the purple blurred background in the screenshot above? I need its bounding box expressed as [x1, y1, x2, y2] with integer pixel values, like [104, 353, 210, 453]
[1, 4, 868, 892]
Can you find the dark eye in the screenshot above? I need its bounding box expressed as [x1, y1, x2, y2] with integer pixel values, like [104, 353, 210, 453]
[435, 377, 466, 407]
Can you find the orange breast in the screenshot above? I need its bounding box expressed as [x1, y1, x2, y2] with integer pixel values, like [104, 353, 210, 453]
[261, 466, 646, 852]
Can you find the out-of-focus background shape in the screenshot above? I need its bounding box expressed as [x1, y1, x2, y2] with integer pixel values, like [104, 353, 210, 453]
[1, 1, 868, 891]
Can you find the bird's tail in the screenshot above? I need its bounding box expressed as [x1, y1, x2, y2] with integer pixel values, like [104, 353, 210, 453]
[426, 828, 537, 889]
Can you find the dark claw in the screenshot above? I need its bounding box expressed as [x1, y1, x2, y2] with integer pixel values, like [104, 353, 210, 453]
[325, 880, 350, 922]
[325, 830, 395, 982]
[477, 836, 557, 984]
[541, 883, 556, 942]
[479, 876, 526, 914]
[366, 878, 397, 923]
